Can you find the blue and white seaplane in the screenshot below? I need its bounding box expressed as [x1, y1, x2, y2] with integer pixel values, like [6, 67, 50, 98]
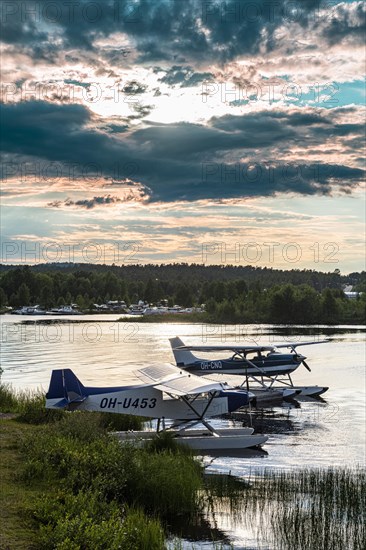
[169, 337, 329, 398]
[45, 364, 267, 450]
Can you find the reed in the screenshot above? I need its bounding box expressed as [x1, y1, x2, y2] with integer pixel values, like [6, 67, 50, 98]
[203, 467, 366, 550]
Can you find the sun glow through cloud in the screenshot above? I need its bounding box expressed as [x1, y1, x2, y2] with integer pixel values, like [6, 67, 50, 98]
[0, 0, 365, 271]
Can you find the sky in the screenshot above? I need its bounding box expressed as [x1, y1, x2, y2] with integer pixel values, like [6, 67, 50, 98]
[0, 0, 365, 272]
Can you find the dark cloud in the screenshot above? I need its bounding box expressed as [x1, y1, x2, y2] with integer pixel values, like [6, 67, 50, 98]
[158, 66, 214, 87]
[3, 0, 360, 66]
[48, 195, 123, 209]
[128, 102, 154, 119]
[105, 123, 129, 133]
[64, 79, 90, 89]
[1, 101, 364, 203]
[321, 2, 366, 45]
[122, 80, 147, 94]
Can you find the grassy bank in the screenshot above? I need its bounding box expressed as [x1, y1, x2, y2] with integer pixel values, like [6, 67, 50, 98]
[1, 385, 365, 549]
[0, 385, 202, 549]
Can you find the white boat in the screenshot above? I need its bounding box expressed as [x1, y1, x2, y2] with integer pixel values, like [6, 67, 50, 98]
[12, 305, 46, 315]
[49, 305, 82, 315]
[114, 427, 267, 450]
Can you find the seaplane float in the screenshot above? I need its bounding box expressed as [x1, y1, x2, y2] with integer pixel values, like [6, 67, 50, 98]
[169, 337, 329, 398]
[45, 363, 267, 451]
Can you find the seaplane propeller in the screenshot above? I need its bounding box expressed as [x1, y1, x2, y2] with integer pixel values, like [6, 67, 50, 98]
[290, 346, 311, 372]
[300, 357, 311, 372]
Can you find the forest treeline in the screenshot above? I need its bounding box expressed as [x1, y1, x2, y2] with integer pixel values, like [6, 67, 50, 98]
[0, 263, 365, 324]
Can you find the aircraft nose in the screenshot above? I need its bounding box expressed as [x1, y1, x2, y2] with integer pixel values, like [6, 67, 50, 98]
[224, 390, 250, 412]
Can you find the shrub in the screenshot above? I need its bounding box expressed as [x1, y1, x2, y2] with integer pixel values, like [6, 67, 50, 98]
[34, 491, 164, 550]
[98, 411, 145, 431]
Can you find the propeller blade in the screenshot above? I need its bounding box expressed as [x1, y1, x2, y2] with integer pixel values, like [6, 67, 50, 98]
[302, 360, 311, 372]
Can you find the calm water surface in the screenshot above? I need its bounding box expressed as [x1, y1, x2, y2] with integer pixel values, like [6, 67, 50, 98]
[1, 315, 365, 548]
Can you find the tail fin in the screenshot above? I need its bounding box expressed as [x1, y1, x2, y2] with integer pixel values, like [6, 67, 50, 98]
[46, 369, 87, 410]
[169, 337, 199, 366]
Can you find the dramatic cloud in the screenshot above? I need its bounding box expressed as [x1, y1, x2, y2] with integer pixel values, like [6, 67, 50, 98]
[1, 0, 364, 270]
[1, 100, 364, 204]
[2, 1, 364, 66]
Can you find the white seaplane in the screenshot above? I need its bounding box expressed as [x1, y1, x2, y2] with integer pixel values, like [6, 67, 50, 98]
[169, 337, 329, 398]
[45, 364, 267, 450]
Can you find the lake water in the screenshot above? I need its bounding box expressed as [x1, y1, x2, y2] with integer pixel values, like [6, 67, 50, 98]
[1, 315, 365, 548]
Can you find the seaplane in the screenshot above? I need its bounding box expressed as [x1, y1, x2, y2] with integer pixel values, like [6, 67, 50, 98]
[169, 337, 329, 398]
[45, 364, 268, 450]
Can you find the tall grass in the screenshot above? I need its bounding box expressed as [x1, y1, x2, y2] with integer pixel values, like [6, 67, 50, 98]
[0, 383, 64, 423]
[0, 383, 22, 412]
[203, 468, 366, 550]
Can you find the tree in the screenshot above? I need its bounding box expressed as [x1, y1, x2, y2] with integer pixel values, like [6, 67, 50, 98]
[174, 284, 193, 307]
[269, 284, 295, 323]
[17, 283, 30, 306]
[0, 287, 8, 307]
[205, 297, 217, 315]
[76, 294, 85, 309]
[321, 288, 340, 323]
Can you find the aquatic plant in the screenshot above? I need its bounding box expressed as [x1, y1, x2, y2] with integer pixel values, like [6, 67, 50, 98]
[203, 468, 366, 550]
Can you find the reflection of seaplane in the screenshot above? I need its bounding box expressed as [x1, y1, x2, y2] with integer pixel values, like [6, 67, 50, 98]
[45, 364, 267, 450]
[169, 337, 329, 397]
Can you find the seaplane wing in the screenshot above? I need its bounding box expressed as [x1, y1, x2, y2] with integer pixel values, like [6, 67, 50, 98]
[135, 363, 225, 396]
[174, 344, 276, 353]
[272, 340, 330, 349]
[174, 340, 329, 353]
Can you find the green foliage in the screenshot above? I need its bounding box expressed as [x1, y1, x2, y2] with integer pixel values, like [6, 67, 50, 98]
[0, 286, 8, 306]
[21, 412, 203, 517]
[34, 491, 164, 550]
[0, 383, 19, 412]
[0, 384, 64, 422]
[121, 446, 203, 516]
[16, 391, 65, 424]
[17, 282, 30, 306]
[98, 411, 145, 431]
[145, 431, 193, 455]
